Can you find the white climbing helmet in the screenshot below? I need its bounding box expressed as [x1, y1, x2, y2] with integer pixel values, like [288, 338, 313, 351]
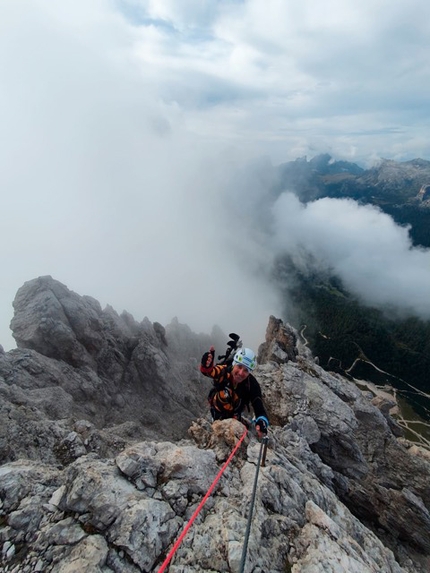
[233, 347, 257, 371]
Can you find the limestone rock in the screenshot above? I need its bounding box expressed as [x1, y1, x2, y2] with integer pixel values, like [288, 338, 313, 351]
[54, 535, 109, 573]
[258, 315, 299, 364]
[3, 276, 217, 452]
[0, 280, 429, 573]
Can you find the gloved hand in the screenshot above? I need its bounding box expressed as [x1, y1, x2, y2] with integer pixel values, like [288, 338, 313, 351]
[201, 346, 215, 370]
[254, 416, 269, 437]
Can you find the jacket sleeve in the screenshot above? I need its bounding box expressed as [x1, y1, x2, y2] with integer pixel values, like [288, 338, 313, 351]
[200, 356, 229, 389]
[248, 375, 268, 421]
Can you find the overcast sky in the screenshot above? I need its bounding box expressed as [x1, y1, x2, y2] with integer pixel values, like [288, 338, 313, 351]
[1, 0, 430, 351]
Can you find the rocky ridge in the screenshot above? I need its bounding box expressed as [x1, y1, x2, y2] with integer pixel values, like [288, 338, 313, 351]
[274, 154, 430, 206]
[358, 158, 430, 198]
[0, 277, 430, 572]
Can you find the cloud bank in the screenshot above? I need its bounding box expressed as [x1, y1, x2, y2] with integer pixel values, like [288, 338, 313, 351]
[269, 193, 430, 318]
[1, 0, 430, 351]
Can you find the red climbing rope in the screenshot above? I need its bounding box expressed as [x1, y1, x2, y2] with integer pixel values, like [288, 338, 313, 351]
[157, 426, 248, 573]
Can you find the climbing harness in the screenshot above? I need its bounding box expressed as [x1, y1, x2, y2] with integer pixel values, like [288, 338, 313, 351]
[157, 426, 249, 573]
[239, 435, 269, 573]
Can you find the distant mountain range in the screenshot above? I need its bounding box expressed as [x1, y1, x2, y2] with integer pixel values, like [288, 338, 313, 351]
[273, 154, 430, 246]
[271, 155, 430, 423]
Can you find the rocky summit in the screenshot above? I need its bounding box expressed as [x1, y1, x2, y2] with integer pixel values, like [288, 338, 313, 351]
[1, 277, 430, 573]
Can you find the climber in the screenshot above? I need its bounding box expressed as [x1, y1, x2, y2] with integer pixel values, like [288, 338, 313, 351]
[200, 346, 269, 438]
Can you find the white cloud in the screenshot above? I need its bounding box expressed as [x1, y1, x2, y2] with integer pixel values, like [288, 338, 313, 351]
[271, 193, 430, 317]
[111, 0, 430, 165]
[0, 0, 282, 352]
[1, 0, 430, 352]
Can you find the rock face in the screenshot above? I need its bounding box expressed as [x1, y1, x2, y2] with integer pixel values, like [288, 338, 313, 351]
[4, 276, 225, 450]
[357, 158, 430, 197]
[417, 184, 430, 205]
[275, 155, 430, 203]
[1, 277, 430, 573]
[257, 315, 299, 364]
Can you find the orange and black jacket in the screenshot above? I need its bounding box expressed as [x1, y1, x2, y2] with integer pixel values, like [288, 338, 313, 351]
[200, 352, 268, 420]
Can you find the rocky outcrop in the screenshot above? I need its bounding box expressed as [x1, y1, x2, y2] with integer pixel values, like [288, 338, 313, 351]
[1, 417, 428, 573]
[274, 154, 430, 203]
[1, 278, 430, 572]
[358, 158, 430, 197]
[258, 359, 430, 562]
[258, 315, 299, 364]
[417, 184, 430, 206]
[2, 276, 228, 459]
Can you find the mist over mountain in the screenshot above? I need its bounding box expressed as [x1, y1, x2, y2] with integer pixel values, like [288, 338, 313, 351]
[273, 155, 430, 245]
[273, 156, 430, 416]
[2, 152, 430, 423]
[218, 154, 430, 419]
[219, 154, 430, 322]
